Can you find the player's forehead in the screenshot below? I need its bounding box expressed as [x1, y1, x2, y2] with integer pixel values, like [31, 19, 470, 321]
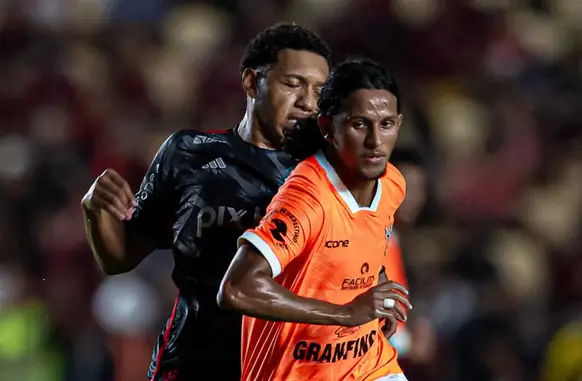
[270, 49, 329, 85]
[341, 89, 399, 119]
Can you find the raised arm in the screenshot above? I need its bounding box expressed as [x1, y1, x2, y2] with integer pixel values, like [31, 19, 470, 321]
[82, 169, 154, 274]
[81, 134, 175, 274]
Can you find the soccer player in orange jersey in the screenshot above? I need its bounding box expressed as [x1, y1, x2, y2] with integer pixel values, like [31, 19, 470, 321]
[218, 59, 412, 380]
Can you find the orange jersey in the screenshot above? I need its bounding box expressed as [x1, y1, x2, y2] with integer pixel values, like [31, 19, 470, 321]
[238, 152, 407, 381]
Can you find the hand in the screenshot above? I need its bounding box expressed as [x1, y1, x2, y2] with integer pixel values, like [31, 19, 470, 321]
[343, 281, 412, 327]
[381, 314, 399, 339]
[82, 169, 136, 220]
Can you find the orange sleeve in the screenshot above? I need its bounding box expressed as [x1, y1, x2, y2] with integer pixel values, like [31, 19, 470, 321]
[384, 232, 407, 288]
[238, 173, 324, 277]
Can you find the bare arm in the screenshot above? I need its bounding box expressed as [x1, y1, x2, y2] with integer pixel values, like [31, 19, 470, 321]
[82, 203, 155, 275]
[82, 135, 177, 275]
[217, 244, 411, 327]
[81, 169, 158, 275]
[217, 244, 352, 325]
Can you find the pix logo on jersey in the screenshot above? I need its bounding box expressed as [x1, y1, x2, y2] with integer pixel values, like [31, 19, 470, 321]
[196, 206, 260, 237]
[341, 262, 375, 290]
[267, 207, 300, 248]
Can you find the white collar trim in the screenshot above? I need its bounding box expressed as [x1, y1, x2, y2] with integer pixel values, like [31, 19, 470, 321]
[314, 152, 382, 213]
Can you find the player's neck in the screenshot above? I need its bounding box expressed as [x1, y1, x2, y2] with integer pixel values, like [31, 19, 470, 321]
[324, 150, 378, 208]
[237, 106, 278, 150]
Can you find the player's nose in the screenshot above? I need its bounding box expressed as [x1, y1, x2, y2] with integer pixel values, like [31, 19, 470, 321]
[296, 90, 318, 114]
[364, 125, 383, 149]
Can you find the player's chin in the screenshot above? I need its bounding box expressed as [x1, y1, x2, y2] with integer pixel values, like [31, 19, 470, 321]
[358, 162, 386, 180]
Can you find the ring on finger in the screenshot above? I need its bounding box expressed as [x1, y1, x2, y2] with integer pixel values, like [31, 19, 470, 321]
[383, 298, 395, 309]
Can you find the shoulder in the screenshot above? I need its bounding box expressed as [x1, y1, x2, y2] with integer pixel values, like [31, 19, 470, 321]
[381, 162, 407, 206]
[166, 129, 233, 152]
[152, 129, 238, 165]
[384, 162, 406, 193]
[281, 156, 329, 195]
[272, 156, 329, 215]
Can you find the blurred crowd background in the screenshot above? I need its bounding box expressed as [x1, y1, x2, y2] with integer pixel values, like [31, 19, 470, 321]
[1, 0, 581, 380]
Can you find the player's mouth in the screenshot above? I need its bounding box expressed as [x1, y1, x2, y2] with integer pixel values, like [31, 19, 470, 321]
[286, 114, 313, 125]
[362, 153, 386, 164]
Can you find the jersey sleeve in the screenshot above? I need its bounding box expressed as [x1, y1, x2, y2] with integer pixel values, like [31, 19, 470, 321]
[238, 174, 324, 277]
[125, 133, 177, 249]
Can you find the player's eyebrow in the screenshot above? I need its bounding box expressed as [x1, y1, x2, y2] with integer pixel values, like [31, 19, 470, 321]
[348, 113, 399, 121]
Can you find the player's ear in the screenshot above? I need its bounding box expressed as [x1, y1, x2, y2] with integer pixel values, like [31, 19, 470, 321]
[241, 68, 258, 99]
[317, 115, 333, 142]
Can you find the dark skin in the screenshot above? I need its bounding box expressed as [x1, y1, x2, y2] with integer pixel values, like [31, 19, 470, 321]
[321, 89, 403, 206]
[238, 49, 329, 149]
[218, 88, 412, 327]
[81, 49, 329, 275]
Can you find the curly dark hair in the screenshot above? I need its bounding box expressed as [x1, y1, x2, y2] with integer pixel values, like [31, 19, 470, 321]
[282, 59, 402, 160]
[240, 22, 331, 75]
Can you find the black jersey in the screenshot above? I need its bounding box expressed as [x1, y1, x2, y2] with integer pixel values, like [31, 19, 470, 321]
[129, 129, 296, 381]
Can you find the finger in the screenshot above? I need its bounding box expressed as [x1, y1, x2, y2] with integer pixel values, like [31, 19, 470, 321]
[375, 292, 412, 311]
[375, 281, 409, 296]
[387, 292, 413, 311]
[382, 314, 398, 338]
[120, 181, 137, 208]
[388, 281, 409, 296]
[93, 189, 130, 219]
[103, 171, 136, 208]
[102, 169, 124, 187]
[106, 171, 136, 208]
[391, 303, 408, 323]
[91, 192, 127, 220]
[377, 299, 406, 322]
[374, 308, 399, 321]
[98, 176, 133, 210]
[104, 203, 128, 220]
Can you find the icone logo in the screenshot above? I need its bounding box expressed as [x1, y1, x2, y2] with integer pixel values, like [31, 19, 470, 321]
[325, 240, 349, 248]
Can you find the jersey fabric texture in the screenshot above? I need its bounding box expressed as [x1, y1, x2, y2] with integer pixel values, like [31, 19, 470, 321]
[128, 129, 296, 381]
[238, 152, 407, 381]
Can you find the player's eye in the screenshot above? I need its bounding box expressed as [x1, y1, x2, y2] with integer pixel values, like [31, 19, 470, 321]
[352, 121, 367, 129]
[283, 81, 300, 88]
[381, 120, 395, 129]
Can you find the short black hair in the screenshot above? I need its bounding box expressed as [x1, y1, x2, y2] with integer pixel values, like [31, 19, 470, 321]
[240, 22, 331, 75]
[283, 59, 401, 160]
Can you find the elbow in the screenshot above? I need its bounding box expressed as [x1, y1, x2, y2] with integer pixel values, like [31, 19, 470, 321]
[216, 279, 243, 311]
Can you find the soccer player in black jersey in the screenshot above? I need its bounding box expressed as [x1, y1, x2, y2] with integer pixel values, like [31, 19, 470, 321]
[81, 23, 331, 380]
